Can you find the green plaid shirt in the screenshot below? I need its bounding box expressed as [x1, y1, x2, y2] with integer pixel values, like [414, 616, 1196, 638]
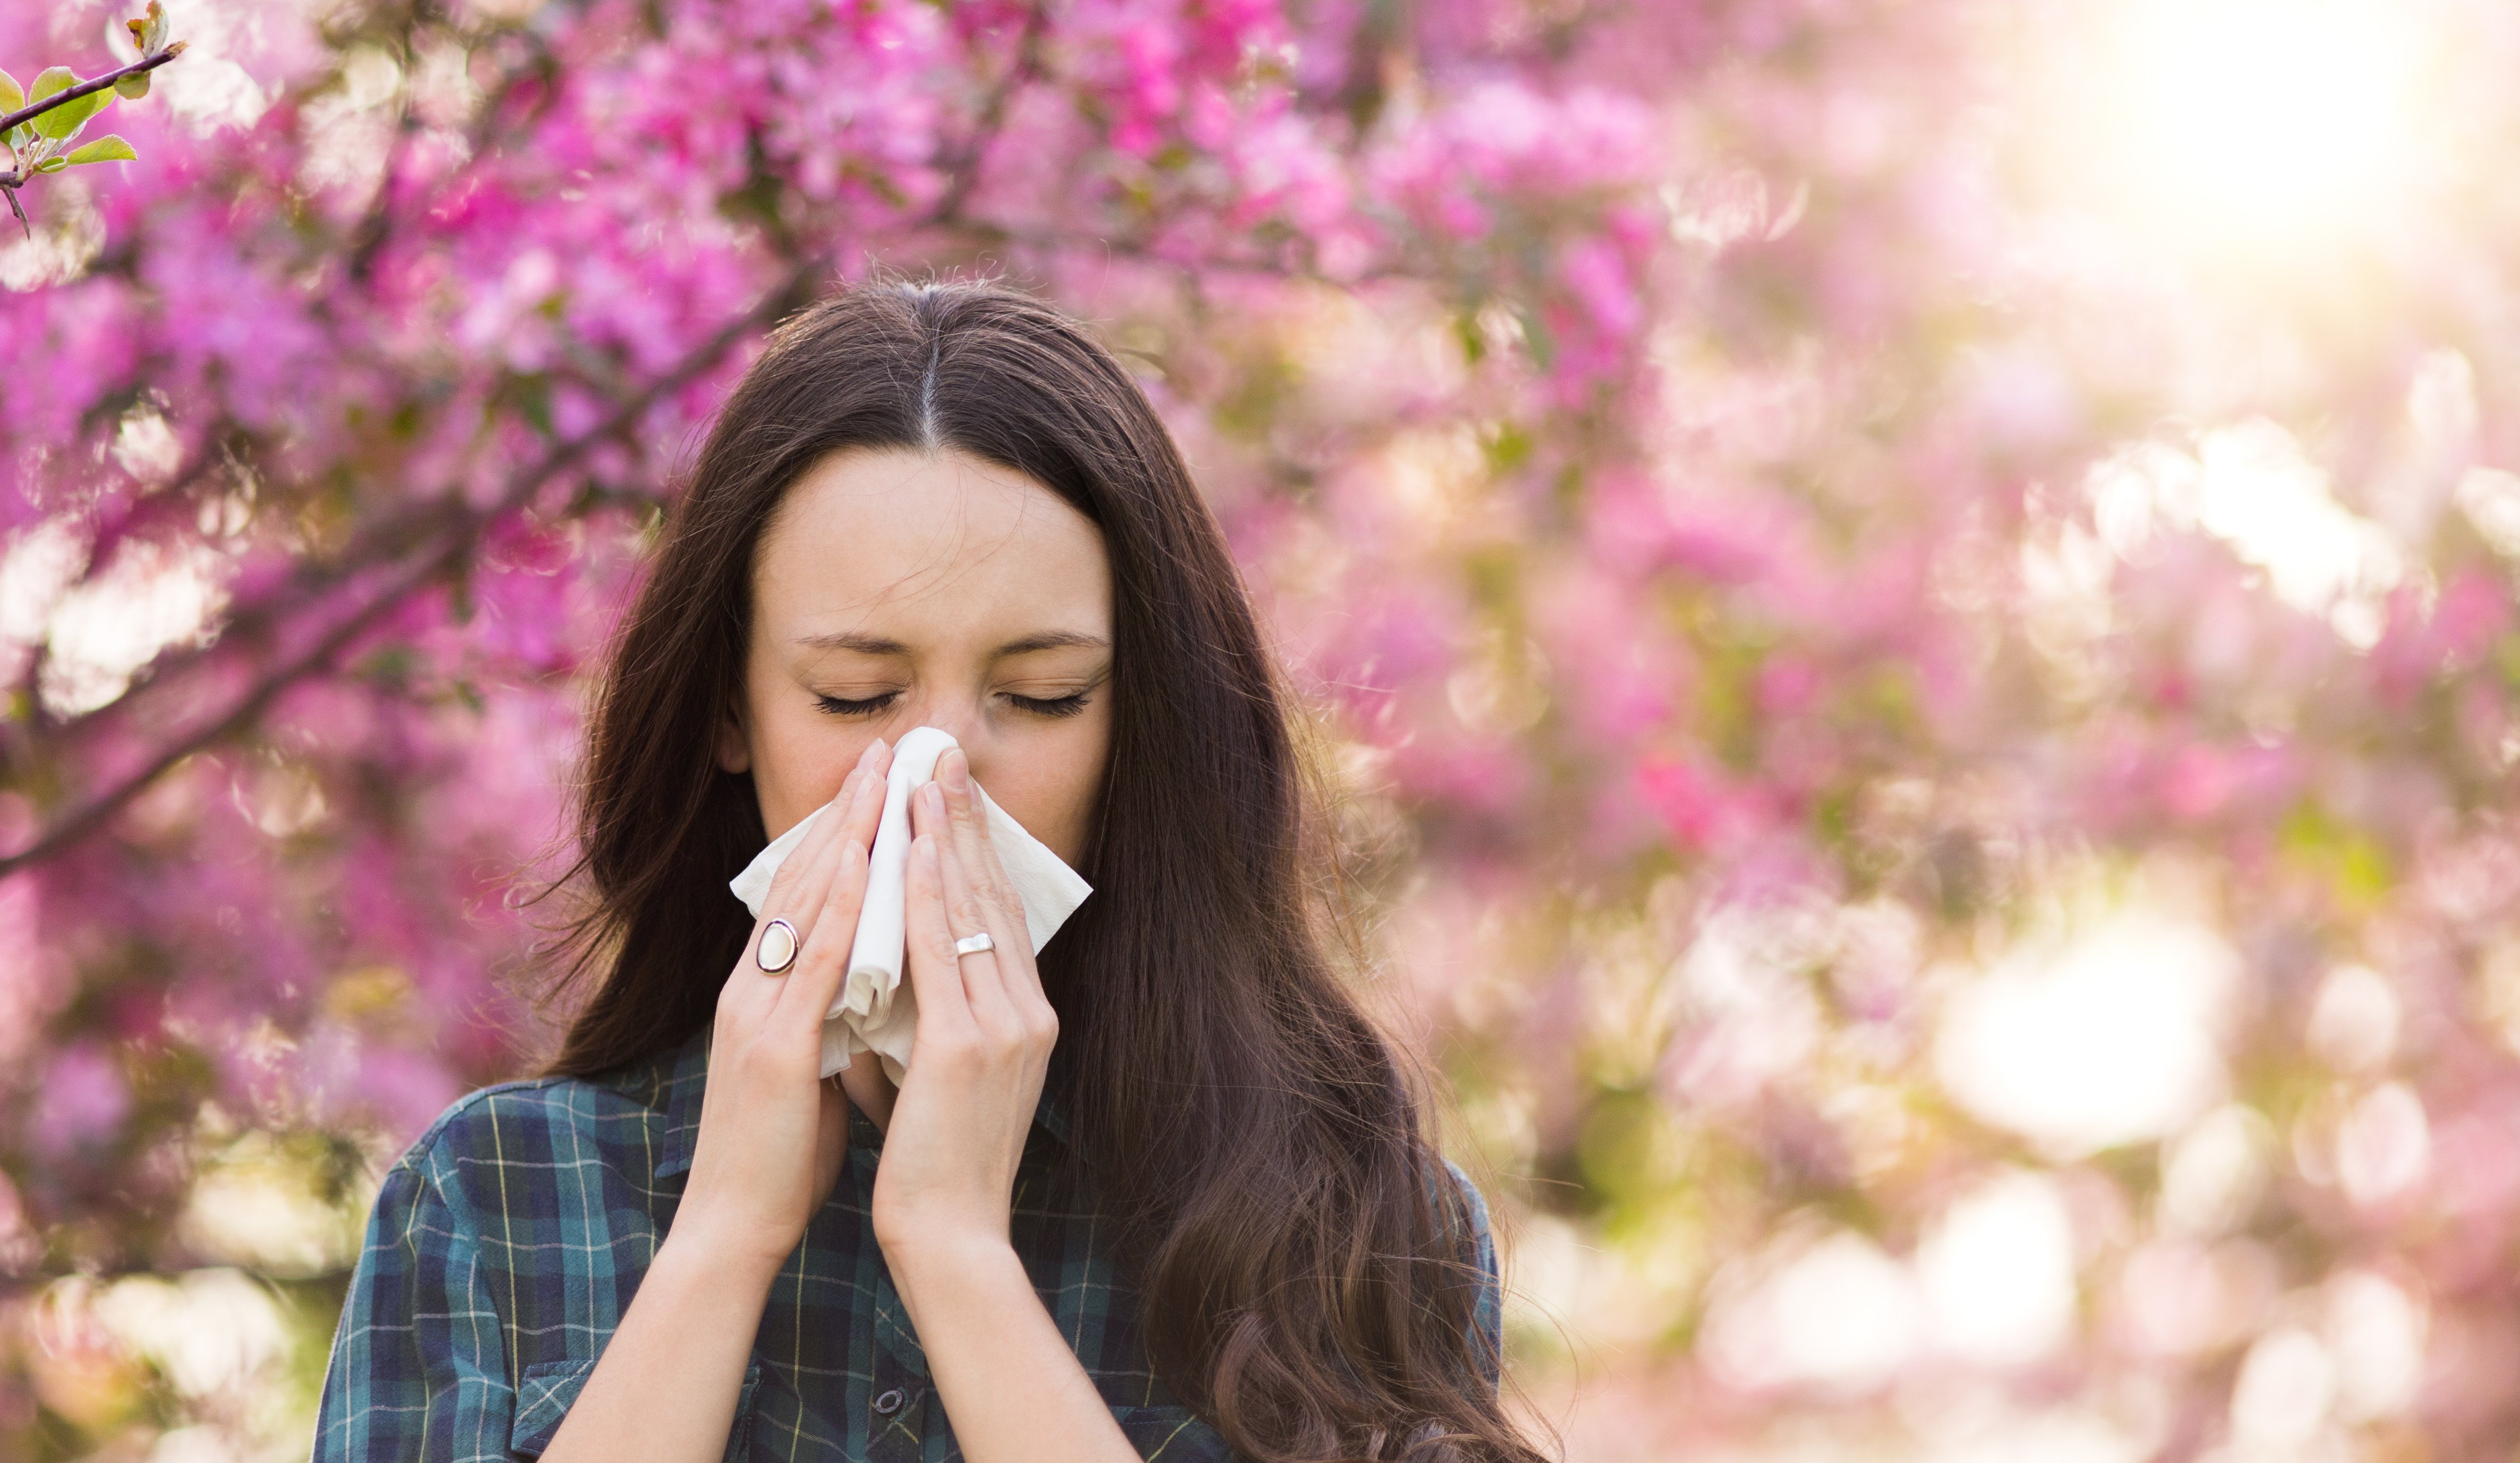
[311, 1026, 1500, 1462]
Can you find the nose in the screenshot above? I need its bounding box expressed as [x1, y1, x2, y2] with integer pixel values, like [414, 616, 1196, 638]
[901, 697, 985, 776]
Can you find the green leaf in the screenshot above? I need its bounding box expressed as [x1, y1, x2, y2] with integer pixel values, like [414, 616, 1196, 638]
[36, 88, 111, 142]
[115, 71, 150, 100]
[33, 155, 67, 173]
[64, 134, 136, 165]
[29, 66, 74, 104]
[0, 70, 23, 114]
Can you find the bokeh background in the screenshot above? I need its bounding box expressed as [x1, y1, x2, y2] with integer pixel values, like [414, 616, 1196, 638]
[6, 0, 2520, 1458]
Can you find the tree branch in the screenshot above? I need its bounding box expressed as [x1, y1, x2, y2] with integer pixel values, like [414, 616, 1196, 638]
[0, 46, 184, 137]
[0, 258, 820, 877]
[2, 1, 1057, 877]
[13, 5, 1015, 750]
[924, 1, 1048, 223]
[16, 30, 603, 736]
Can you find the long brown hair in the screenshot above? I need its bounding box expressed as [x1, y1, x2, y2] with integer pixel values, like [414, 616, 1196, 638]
[532, 277, 1548, 1463]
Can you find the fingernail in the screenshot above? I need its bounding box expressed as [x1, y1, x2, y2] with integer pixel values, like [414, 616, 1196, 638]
[857, 739, 882, 769]
[942, 749, 970, 792]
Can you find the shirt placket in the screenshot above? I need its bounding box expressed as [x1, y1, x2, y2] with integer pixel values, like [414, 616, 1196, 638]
[874, 1262, 956, 1463]
[852, 1108, 947, 1463]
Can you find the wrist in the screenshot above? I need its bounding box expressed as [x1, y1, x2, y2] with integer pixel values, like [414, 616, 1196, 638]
[872, 1190, 1012, 1255]
[877, 1216, 1018, 1280]
[882, 1227, 1030, 1316]
[660, 1203, 798, 1290]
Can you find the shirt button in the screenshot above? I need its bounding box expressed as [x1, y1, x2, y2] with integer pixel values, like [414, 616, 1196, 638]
[873, 1388, 906, 1416]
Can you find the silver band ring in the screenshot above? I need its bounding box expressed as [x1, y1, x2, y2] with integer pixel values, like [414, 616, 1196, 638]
[756, 918, 800, 973]
[953, 930, 995, 957]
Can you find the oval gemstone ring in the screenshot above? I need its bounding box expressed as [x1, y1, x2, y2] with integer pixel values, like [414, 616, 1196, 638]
[953, 930, 995, 957]
[757, 918, 801, 973]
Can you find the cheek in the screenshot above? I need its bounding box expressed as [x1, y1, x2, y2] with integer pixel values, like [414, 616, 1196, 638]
[992, 737, 1107, 869]
[749, 697, 857, 816]
[1054, 723, 1111, 866]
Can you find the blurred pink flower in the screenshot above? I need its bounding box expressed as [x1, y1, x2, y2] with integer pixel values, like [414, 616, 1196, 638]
[27, 1046, 129, 1161]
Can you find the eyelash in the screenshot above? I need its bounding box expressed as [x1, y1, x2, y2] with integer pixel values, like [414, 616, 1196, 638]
[814, 691, 1094, 720]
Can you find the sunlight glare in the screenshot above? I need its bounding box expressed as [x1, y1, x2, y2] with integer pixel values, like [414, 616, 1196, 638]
[1934, 908, 2241, 1159]
[2061, 0, 2431, 256]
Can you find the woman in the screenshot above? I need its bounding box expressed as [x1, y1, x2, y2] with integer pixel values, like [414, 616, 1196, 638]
[310, 280, 1537, 1463]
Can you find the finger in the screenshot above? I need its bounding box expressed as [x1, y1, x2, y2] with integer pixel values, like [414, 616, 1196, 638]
[727, 772, 856, 1031]
[933, 748, 1014, 914]
[760, 757, 864, 921]
[937, 754, 1048, 1007]
[841, 735, 893, 852]
[760, 736, 886, 957]
[758, 776, 862, 956]
[930, 771, 1030, 1019]
[749, 788, 853, 994]
[768, 737, 890, 1014]
[927, 785, 1020, 1031]
[776, 778, 877, 1028]
[901, 831, 977, 1044]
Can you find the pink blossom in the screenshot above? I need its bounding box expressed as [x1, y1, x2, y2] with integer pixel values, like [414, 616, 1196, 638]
[27, 1046, 129, 1160]
[4, 0, 2520, 1451]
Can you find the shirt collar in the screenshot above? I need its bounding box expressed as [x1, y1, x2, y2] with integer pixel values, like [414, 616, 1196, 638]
[650, 1025, 1075, 1178]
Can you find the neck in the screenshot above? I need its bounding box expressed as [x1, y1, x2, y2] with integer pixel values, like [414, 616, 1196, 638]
[838, 1056, 898, 1136]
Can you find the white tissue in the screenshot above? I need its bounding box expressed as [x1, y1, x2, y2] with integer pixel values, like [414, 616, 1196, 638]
[728, 725, 1094, 1082]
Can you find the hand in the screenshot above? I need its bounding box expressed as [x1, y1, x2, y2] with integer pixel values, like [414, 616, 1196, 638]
[674, 735, 895, 1278]
[870, 745, 1061, 1257]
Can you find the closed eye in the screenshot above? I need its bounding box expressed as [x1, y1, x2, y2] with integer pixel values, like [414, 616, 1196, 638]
[813, 693, 894, 717]
[814, 691, 1093, 720]
[1011, 691, 1094, 718]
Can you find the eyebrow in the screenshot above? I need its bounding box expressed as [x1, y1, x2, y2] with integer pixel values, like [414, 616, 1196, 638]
[793, 629, 1112, 658]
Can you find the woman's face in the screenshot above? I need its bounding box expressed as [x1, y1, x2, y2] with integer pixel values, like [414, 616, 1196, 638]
[717, 446, 1115, 868]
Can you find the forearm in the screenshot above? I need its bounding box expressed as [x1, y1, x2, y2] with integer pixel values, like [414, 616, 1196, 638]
[889, 1235, 1140, 1463]
[541, 1227, 779, 1463]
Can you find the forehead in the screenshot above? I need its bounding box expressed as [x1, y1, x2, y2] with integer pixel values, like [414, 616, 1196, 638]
[751, 447, 1111, 647]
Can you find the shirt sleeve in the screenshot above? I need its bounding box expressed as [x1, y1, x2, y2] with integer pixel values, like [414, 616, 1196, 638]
[1439, 1156, 1505, 1392]
[311, 1133, 516, 1462]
